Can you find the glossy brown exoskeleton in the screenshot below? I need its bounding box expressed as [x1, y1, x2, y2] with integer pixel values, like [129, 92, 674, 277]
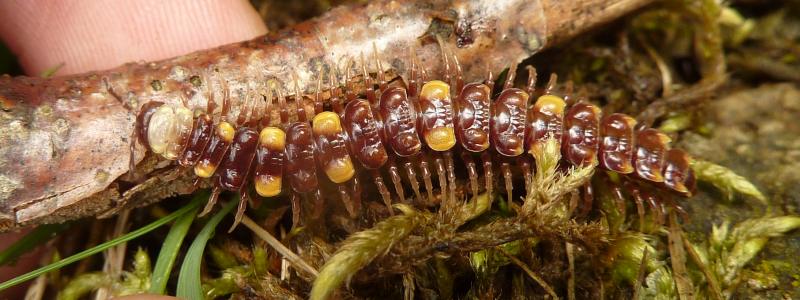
[134, 53, 698, 231]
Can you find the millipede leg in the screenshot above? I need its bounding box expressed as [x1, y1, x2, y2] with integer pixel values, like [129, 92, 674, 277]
[388, 162, 407, 203]
[434, 154, 449, 212]
[626, 182, 646, 231]
[503, 63, 518, 90]
[675, 205, 689, 224]
[481, 152, 494, 200]
[220, 80, 232, 121]
[229, 189, 249, 232]
[311, 189, 325, 220]
[373, 43, 388, 92]
[525, 66, 538, 95]
[609, 184, 627, 220]
[338, 184, 357, 218]
[418, 157, 435, 205]
[314, 67, 324, 115]
[520, 158, 532, 195]
[236, 90, 253, 124]
[659, 202, 670, 226]
[291, 192, 301, 229]
[372, 171, 394, 215]
[277, 85, 288, 123]
[439, 36, 452, 90]
[666, 197, 690, 224]
[453, 49, 464, 93]
[408, 50, 419, 98]
[202, 72, 216, 114]
[545, 73, 558, 95]
[403, 161, 424, 203]
[344, 58, 358, 103]
[485, 70, 495, 92]
[462, 152, 480, 197]
[200, 187, 222, 217]
[501, 162, 514, 207]
[444, 151, 457, 205]
[564, 80, 576, 106]
[351, 176, 363, 215]
[578, 183, 594, 218]
[645, 192, 665, 226]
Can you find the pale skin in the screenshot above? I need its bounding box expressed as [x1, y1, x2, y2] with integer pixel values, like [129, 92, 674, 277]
[0, 0, 266, 297]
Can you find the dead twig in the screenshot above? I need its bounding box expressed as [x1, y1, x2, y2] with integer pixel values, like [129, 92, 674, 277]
[0, 0, 653, 231]
[497, 245, 559, 299]
[241, 215, 319, 278]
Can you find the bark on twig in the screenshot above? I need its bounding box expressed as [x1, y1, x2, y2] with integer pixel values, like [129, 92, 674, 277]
[0, 0, 652, 230]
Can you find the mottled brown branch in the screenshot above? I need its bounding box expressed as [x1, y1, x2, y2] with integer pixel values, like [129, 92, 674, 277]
[0, 0, 652, 231]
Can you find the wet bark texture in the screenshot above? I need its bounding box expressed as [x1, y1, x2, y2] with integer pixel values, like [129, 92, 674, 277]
[0, 0, 651, 231]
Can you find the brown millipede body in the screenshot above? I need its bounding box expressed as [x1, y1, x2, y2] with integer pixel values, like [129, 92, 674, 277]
[135, 50, 696, 229]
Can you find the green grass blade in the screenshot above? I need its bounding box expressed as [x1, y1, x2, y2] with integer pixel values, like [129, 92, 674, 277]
[176, 199, 238, 300]
[0, 222, 72, 266]
[0, 198, 205, 292]
[148, 193, 205, 294]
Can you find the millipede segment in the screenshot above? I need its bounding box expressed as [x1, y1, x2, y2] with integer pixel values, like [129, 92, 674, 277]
[135, 50, 698, 229]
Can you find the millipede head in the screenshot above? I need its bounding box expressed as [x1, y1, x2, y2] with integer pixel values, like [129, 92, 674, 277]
[135, 101, 166, 151]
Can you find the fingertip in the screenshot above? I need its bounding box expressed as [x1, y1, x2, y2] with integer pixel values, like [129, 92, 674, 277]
[0, 0, 267, 75]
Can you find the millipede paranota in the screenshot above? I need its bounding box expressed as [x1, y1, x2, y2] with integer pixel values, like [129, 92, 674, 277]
[135, 51, 696, 229]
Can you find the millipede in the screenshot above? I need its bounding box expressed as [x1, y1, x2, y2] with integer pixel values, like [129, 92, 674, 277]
[134, 48, 696, 230]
